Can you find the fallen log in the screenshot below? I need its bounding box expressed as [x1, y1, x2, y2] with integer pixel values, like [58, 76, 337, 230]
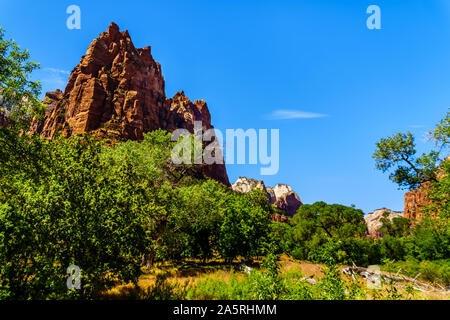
[341, 266, 446, 292]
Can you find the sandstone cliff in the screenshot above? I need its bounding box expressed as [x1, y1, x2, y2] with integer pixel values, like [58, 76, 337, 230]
[403, 156, 449, 220]
[232, 177, 303, 217]
[404, 182, 433, 220]
[30, 22, 229, 185]
[365, 208, 404, 237]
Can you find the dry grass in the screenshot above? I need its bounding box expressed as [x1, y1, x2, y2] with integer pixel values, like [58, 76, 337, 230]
[105, 260, 245, 299]
[104, 257, 449, 300]
[279, 254, 324, 278]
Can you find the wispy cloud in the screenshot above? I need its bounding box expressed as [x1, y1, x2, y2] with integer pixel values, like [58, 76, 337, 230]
[408, 124, 425, 129]
[43, 68, 71, 75]
[266, 109, 328, 120]
[38, 67, 71, 90]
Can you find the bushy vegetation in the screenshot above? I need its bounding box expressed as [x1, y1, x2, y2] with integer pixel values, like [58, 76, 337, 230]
[181, 255, 415, 300]
[267, 204, 449, 267]
[0, 26, 44, 129]
[286, 202, 370, 265]
[0, 129, 274, 299]
[381, 259, 450, 286]
[0, 133, 151, 299]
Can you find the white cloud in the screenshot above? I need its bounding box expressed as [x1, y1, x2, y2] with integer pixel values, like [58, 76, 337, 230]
[43, 68, 71, 75]
[266, 109, 328, 120]
[38, 67, 71, 91]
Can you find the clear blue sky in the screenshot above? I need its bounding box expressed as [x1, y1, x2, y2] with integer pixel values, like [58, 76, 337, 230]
[1, 0, 449, 213]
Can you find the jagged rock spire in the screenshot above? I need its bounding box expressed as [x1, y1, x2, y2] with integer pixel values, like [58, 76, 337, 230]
[30, 22, 229, 185]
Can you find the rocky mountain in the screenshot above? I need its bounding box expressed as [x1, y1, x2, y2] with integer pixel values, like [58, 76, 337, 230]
[30, 22, 229, 186]
[404, 182, 433, 220]
[365, 208, 403, 237]
[232, 177, 303, 217]
[403, 156, 448, 220]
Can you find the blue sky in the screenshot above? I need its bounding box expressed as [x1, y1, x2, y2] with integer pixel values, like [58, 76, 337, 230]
[1, 0, 449, 213]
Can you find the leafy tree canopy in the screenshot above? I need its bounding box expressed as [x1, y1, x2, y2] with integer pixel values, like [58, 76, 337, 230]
[0, 26, 44, 130]
[373, 111, 449, 190]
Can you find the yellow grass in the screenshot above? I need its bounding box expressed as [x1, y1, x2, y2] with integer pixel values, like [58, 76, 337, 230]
[104, 256, 450, 300]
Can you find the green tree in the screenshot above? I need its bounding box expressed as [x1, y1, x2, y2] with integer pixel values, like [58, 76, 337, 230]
[422, 112, 449, 221]
[101, 129, 206, 187]
[100, 130, 223, 266]
[0, 26, 43, 130]
[409, 218, 449, 260]
[378, 236, 408, 261]
[379, 211, 412, 237]
[0, 134, 150, 299]
[267, 221, 294, 255]
[160, 180, 229, 262]
[291, 202, 366, 240]
[424, 157, 450, 222]
[217, 190, 273, 262]
[373, 112, 449, 262]
[290, 202, 367, 264]
[373, 111, 449, 190]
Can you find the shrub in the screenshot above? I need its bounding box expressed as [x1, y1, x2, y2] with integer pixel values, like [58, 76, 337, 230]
[0, 134, 150, 299]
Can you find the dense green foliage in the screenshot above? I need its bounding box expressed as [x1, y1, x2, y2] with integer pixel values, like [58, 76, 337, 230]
[159, 180, 228, 262]
[369, 111, 449, 273]
[373, 111, 449, 190]
[0, 27, 44, 129]
[285, 202, 370, 265]
[381, 258, 450, 286]
[0, 133, 150, 299]
[0, 128, 273, 299]
[424, 155, 450, 222]
[181, 255, 412, 300]
[378, 212, 411, 237]
[270, 213, 449, 267]
[217, 190, 273, 262]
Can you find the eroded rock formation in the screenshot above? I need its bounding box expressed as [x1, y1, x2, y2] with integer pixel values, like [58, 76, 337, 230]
[403, 157, 449, 220]
[268, 184, 303, 217]
[232, 177, 303, 217]
[404, 182, 433, 220]
[365, 208, 403, 237]
[30, 22, 229, 185]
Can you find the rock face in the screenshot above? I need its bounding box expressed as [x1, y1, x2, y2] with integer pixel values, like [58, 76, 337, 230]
[267, 184, 303, 217]
[232, 177, 303, 217]
[232, 177, 269, 195]
[365, 208, 403, 237]
[403, 157, 449, 220]
[272, 191, 303, 217]
[30, 22, 229, 186]
[404, 182, 433, 220]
